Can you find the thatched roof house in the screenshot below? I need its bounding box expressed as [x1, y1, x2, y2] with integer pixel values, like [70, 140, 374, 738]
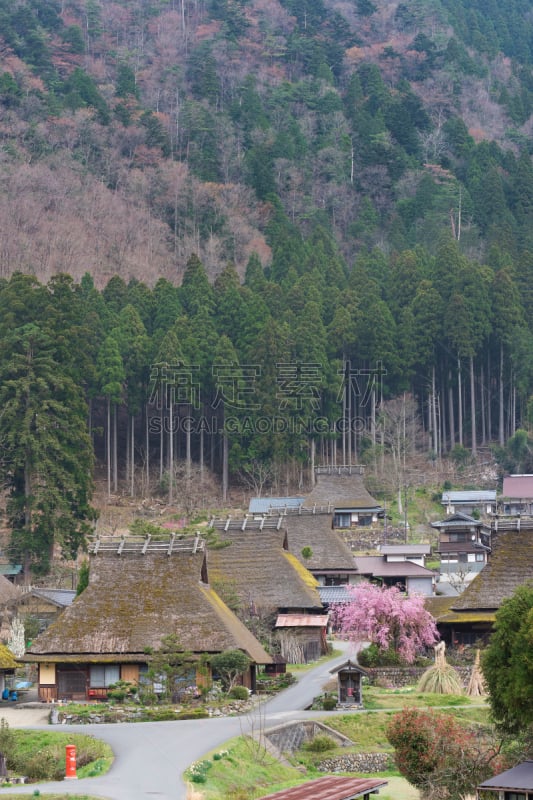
[283, 514, 358, 584]
[25, 536, 272, 702]
[427, 528, 533, 645]
[306, 466, 383, 527]
[207, 528, 323, 613]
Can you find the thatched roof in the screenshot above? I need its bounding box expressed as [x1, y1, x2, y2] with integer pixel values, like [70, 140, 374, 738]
[25, 550, 271, 664]
[0, 575, 21, 605]
[425, 595, 496, 625]
[306, 467, 382, 511]
[207, 529, 323, 611]
[451, 529, 533, 612]
[284, 515, 357, 572]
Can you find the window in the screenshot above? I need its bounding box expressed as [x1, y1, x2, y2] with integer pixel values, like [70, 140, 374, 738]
[90, 665, 120, 688]
[334, 513, 351, 528]
[476, 553, 485, 562]
[505, 793, 526, 800]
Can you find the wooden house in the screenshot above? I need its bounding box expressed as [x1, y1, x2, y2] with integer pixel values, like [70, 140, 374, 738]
[501, 475, 533, 516]
[283, 513, 359, 586]
[207, 526, 327, 663]
[24, 535, 272, 702]
[306, 466, 384, 529]
[353, 550, 436, 596]
[477, 760, 533, 800]
[441, 490, 496, 517]
[431, 513, 491, 583]
[426, 525, 533, 646]
[9, 588, 76, 635]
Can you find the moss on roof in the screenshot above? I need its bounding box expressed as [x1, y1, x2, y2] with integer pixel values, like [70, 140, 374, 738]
[207, 530, 322, 609]
[305, 472, 381, 509]
[26, 551, 271, 664]
[284, 515, 356, 571]
[451, 530, 533, 611]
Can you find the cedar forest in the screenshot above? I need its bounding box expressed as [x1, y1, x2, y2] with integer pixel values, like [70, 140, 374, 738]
[2, 0, 533, 574]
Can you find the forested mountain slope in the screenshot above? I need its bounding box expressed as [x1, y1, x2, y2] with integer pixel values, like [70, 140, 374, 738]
[3, 1, 533, 577]
[1, 0, 533, 283]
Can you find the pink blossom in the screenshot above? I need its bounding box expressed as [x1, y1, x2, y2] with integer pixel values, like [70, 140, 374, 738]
[331, 582, 439, 664]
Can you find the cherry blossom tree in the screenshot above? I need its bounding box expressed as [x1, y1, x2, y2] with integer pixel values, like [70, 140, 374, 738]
[332, 582, 438, 664]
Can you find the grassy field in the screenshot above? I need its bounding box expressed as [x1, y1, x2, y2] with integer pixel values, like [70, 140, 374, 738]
[185, 695, 491, 800]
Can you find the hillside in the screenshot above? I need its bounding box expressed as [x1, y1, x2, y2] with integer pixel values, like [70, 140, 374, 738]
[2, 0, 533, 577]
[0, 0, 533, 284]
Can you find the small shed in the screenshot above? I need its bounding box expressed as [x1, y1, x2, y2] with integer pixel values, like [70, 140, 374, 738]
[329, 659, 368, 706]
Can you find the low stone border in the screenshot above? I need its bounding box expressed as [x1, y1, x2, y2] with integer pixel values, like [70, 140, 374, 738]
[318, 753, 392, 773]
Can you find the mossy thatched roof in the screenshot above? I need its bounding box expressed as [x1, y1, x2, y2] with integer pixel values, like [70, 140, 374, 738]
[305, 471, 382, 510]
[451, 529, 533, 611]
[207, 530, 322, 611]
[25, 551, 271, 664]
[284, 515, 357, 572]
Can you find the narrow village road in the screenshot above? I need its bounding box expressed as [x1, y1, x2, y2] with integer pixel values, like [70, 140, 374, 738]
[0, 640, 357, 800]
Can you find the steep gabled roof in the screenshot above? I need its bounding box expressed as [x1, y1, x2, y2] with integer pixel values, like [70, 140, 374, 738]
[305, 467, 382, 511]
[26, 550, 271, 664]
[284, 515, 357, 572]
[451, 529, 533, 611]
[207, 529, 322, 610]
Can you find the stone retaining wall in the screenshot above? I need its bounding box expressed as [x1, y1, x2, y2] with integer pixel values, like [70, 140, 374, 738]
[264, 721, 352, 754]
[366, 665, 471, 688]
[318, 753, 392, 773]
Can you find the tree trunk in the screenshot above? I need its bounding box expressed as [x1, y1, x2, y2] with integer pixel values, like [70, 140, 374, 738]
[480, 364, 486, 445]
[113, 403, 118, 493]
[499, 342, 505, 446]
[448, 370, 455, 449]
[145, 404, 150, 495]
[168, 404, 174, 505]
[107, 397, 111, 499]
[130, 413, 135, 497]
[457, 358, 463, 447]
[470, 355, 477, 457]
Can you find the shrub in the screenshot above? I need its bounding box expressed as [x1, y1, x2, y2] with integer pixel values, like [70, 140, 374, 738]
[358, 643, 401, 667]
[322, 695, 337, 710]
[303, 734, 337, 752]
[228, 685, 249, 700]
[187, 759, 212, 784]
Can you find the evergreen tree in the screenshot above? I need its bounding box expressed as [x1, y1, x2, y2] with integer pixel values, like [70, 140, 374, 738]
[0, 324, 95, 576]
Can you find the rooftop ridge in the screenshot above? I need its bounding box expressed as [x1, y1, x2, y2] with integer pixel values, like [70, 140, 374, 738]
[88, 532, 205, 555]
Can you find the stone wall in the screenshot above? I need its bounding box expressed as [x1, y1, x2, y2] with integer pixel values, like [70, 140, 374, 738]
[366, 665, 472, 688]
[264, 721, 352, 754]
[318, 753, 392, 773]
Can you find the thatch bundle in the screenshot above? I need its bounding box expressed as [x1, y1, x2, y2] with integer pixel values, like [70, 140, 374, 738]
[417, 641, 463, 695]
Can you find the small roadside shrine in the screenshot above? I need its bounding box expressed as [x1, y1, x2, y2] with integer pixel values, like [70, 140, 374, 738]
[329, 659, 368, 707]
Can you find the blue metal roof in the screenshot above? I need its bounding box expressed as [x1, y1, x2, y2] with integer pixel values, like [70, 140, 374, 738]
[442, 490, 496, 504]
[248, 497, 305, 514]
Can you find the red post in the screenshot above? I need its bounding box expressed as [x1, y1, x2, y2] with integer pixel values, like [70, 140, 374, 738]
[65, 744, 77, 780]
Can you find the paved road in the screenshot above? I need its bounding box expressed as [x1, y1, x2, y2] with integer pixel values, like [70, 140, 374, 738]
[0, 640, 358, 800]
